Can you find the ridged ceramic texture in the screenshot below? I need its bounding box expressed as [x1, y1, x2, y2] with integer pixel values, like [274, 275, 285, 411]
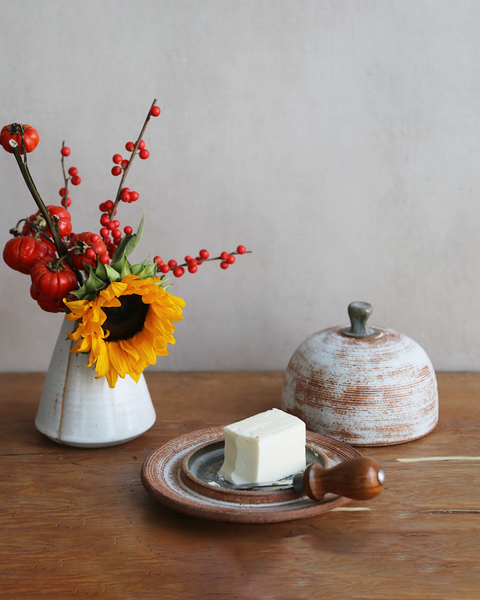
[281, 326, 438, 446]
[35, 318, 156, 448]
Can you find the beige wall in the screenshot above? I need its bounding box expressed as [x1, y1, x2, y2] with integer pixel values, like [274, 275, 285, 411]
[1, 1, 479, 372]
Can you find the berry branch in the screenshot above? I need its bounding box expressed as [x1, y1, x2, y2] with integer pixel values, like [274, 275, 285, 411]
[110, 98, 159, 218]
[59, 144, 81, 208]
[155, 246, 251, 277]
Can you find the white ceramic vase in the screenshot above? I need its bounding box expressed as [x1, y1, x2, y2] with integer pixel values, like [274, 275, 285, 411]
[35, 318, 156, 447]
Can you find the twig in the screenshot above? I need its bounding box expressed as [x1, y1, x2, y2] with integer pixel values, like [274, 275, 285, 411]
[110, 99, 158, 217]
[9, 140, 66, 257]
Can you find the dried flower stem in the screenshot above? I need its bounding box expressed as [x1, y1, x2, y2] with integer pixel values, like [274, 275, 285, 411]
[8, 139, 84, 285]
[9, 140, 66, 257]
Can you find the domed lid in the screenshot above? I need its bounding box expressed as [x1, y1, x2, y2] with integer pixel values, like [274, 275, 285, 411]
[281, 301, 439, 446]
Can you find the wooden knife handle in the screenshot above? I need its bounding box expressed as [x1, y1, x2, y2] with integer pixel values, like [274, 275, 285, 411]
[299, 457, 385, 501]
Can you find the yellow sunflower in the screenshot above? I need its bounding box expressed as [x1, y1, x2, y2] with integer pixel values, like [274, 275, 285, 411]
[64, 274, 185, 388]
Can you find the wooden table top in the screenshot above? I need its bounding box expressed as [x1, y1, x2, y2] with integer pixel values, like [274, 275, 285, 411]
[1, 371, 479, 599]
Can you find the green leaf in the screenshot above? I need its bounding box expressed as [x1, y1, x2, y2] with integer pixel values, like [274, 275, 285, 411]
[94, 262, 109, 283]
[133, 262, 157, 279]
[110, 255, 128, 273]
[146, 263, 157, 278]
[111, 234, 132, 263]
[130, 260, 146, 276]
[110, 255, 132, 279]
[85, 266, 107, 295]
[112, 212, 145, 262]
[70, 281, 105, 301]
[70, 286, 87, 299]
[104, 264, 120, 282]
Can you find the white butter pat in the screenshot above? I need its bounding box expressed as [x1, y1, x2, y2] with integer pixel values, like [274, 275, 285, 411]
[219, 408, 306, 485]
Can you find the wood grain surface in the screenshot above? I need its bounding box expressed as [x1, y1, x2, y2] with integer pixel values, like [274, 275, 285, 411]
[1, 371, 479, 599]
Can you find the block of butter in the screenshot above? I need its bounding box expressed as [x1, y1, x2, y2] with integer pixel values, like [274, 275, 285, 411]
[219, 408, 306, 485]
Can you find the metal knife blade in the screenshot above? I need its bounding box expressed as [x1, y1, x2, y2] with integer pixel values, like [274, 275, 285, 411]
[231, 479, 294, 490]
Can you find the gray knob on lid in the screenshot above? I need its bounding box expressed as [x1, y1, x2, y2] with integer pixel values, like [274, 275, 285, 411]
[342, 302, 380, 338]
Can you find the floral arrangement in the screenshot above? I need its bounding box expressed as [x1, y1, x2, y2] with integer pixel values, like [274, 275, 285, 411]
[2, 100, 249, 387]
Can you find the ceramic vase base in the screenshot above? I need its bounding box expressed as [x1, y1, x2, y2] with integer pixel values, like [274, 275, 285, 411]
[36, 318, 157, 448]
[38, 430, 153, 449]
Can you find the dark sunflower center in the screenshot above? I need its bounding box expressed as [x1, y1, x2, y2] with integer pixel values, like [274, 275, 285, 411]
[103, 294, 149, 342]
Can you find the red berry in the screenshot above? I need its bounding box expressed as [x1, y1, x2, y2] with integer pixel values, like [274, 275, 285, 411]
[103, 235, 111, 245]
[168, 259, 177, 268]
[185, 255, 193, 263]
[237, 245, 246, 254]
[68, 166, 78, 176]
[195, 257, 203, 265]
[121, 187, 130, 194]
[104, 200, 114, 211]
[121, 192, 131, 202]
[61, 147, 71, 156]
[99, 253, 109, 265]
[71, 175, 81, 186]
[124, 226, 133, 235]
[59, 187, 67, 197]
[112, 220, 120, 228]
[130, 191, 139, 201]
[138, 140, 146, 150]
[188, 265, 198, 274]
[121, 159, 129, 168]
[199, 249, 209, 259]
[125, 141, 135, 152]
[90, 234, 101, 243]
[173, 267, 185, 277]
[111, 166, 122, 176]
[153, 256, 163, 266]
[85, 248, 96, 260]
[107, 221, 116, 231]
[227, 255, 236, 264]
[99, 202, 106, 212]
[112, 228, 121, 239]
[139, 149, 150, 160]
[112, 154, 123, 164]
[220, 251, 229, 261]
[160, 264, 170, 274]
[100, 227, 109, 238]
[61, 197, 72, 207]
[150, 106, 161, 117]
[220, 261, 229, 269]
[100, 213, 110, 226]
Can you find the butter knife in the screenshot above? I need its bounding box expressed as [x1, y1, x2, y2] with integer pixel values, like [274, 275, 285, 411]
[231, 457, 385, 501]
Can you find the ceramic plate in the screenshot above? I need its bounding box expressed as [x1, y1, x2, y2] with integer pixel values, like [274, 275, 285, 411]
[141, 426, 363, 523]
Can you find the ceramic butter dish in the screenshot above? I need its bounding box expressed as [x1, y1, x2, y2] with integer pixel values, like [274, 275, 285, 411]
[281, 302, 438, 446]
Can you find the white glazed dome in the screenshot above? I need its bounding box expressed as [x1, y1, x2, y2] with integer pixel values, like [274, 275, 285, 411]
[281, 302, 438, 446]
